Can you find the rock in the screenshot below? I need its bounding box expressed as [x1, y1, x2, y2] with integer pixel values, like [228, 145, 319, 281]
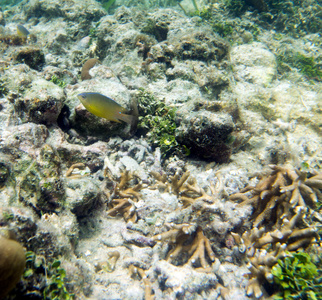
[66, 177, 104, 217]
[230, 42, 277, 86]
[14, 79, 65, 125]
[31, 213, 76, 257]
[23, 0, 105, 22]
[0, 11, 5, 26]
[176, 111, 235, 162]
[154, 260, 217, 296]
[15, 47, 45, 71]
[0, 162, 9, 188]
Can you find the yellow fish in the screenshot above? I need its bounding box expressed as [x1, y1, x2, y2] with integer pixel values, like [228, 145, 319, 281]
[77, 92, 134, 124]
[17, 24, 30, 37]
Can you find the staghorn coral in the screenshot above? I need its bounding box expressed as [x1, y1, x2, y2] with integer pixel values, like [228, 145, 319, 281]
[95, 250, 120, 273]
[106, 171, 144, 222]
[65, 162, 88, 178]
[229, 165, 322, 298]
[152, 223, 217, 271]
[128, 264, 154, 300]
[229, 164, 322, 228]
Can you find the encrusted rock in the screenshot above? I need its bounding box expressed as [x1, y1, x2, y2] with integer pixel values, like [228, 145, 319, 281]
[66, 177, 104, 217]
[14, 47, 46, 71]
[23, 0, 105, 22]
[154, 260, 217, 296]
[230, 42, 277, 86]
[176, 111, 235, 162]
[13, 79, 65, 125]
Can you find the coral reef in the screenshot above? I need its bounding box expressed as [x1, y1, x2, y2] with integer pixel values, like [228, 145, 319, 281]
[0, 0, 321, 299]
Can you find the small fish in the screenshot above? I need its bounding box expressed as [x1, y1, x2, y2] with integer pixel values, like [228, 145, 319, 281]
[16, 24, 30, 37]
[77, 92, 134, 124]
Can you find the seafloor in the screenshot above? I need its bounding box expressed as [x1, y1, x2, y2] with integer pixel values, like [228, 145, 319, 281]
[0, 0, 321, 299]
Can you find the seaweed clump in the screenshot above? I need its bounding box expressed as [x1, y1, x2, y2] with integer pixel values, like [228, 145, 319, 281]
[225, 0, 321, 36]
[272, 251, 322, 299]
[135, 89, 182, 158]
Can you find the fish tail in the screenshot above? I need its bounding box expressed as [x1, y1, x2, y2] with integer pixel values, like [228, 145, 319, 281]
[117, 113, 134, 125]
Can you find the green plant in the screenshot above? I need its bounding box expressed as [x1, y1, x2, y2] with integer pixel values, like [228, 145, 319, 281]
[272, 251, 322, 300]
[136, 89, 185, 157]
[50, 75, 67, 88]
[294, 54, 322, 82]
[277, 51, 322, 82]
[2, 211, 14, 221]
[212, 22, 234, 37]
[43, 260, 74, 300]
[23, 251, 42, 278]
[23, 252, 73, 300]
[0, 79, 8, 96]
[225, 0, 248, 16]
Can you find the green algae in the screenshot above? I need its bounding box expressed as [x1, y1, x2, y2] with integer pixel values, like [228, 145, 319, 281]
[136, 89, 182, 157]
[277, 51, 322, 82]
[50, 75, 67, 89]
[272, 251, 322, 300]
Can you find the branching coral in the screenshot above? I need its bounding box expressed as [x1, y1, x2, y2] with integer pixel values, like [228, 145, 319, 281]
[150, 170, 215, 204]
[229, 165, 322, 298]
[153, 223, 217, 271]
[229, 165, 322, 228]
[65, 163, 88, 178]
[105, 171, 143, 222]
[128, 264, 154, 300]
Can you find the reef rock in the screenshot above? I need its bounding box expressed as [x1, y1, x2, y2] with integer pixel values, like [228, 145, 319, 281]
[13, 79, 65, 125]
[176, 110, 235, 162]
[230, 42, 277, 86]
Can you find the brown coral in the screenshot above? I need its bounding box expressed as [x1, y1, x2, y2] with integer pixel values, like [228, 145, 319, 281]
[229, 165, 322, 298]
[229, 165, 322, 228]
[81, 58, 100, 80]
[153, 223, 216, 271]
[105, 171, 143, 223]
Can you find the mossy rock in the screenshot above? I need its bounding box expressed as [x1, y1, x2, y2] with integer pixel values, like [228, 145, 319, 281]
[15, 47, 45, 71]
